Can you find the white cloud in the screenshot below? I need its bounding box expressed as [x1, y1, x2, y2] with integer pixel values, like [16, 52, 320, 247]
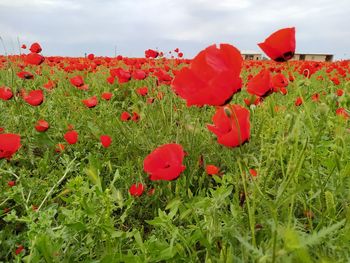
[0, 0, 349, 58]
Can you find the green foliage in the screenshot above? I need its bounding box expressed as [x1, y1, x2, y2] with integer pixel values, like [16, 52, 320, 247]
[0, 60, 349, 262]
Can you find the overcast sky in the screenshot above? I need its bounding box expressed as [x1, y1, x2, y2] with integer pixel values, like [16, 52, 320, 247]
[0, 0, 349, 59]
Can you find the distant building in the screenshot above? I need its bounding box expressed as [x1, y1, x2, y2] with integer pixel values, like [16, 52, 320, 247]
[292, 53, 333, 62]
[241, 51, 263, 60]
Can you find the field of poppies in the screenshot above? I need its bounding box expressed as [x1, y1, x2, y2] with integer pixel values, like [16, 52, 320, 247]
[1, 28, 350, 262]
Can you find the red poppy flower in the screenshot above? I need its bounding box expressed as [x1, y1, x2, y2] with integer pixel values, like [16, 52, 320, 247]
[82, 96, 98, 108]
[172, 44, 243, 106]
[279, 87, 288, 95]
[87, 53, 95, 60]
[23, 90, 44, 106]
[147, 98, 155, 104]
[29, 42, 42, 53]
[132, 69, 147, 80]
[15, 245, 24, 255]
[336, 108, 349, 119]
[25, 52, 45, 65]
[8, 180, 16, 187]
[178, 52, 184, 58]
[295, 97, 303, 106]
[258, 27, 296, 62]
[247, 69, 273, 97]
[145, 49, 159, 58]
[131, 112, 140, 122]
[336, 89, 344, 97]
[331, 77, 340, 86]
[0, 86, 13, 100]
[55, 143, 65, 153]
[101, 92, 113, 100]
[43, 80, 55, 90]
[17, 71, 34, 79]
[207, 104, 250, 148]
[206, 164, 220, 175]
[272, 73, 289, 92]
[120, 111, 131, 121]
[70, 75, 84, 87]
[311, 93, 320, 102]
[100, 135, 112, 148]
[35, 120, 49, 132]
[249, 169, 258, 177]
[110, 68, 131, 83]
[64, 130, 78, 144]
[129, 183, 144, 197]
[21, 44, 27, 49]
[0, 133, 21, 159]
[143, 143, 186, 181]
[106, 76, 115, 84]
[136, 87, 148, 96]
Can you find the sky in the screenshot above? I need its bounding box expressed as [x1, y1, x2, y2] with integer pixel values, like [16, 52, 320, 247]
[0, 0, 349, 59]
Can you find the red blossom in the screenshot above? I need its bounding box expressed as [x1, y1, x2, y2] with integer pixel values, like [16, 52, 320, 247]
[144, 143, 186, 181]
[82, 96, 98, 108]
[129, 183, 145, 196]
[35, 120, 49, 132]
[172, 44, 242, 107]
[207, 104, 250, 148]
[64, 130, 78, 145]
[258, 27, 296, 62]
[0, 86, 13, 100]
[100, 135, 112, 148]
[0, 134, 21, 159]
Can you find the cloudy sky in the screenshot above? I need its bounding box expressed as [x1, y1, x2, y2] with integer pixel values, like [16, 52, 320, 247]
[0, 0, 349, 59]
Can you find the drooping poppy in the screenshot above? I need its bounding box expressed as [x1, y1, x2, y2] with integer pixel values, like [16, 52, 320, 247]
[64, 130, 78, 144]
[0, 86, 13, 100]
[21, 44, 27, 49]
[247, 69, 273, 97]
[100, 135, 112, 148]
[172, 44, 243, 106]
[23, 90, 44, 106]
[207, 104, 250, 148]
[82, 96, 98, 108]
[143, 143, 186, 181]
[25, 52, 45, 65]
[129, 183, 144, 197]
[35, 120, 49, 132]
[258, 27, 296, 62]
[0, 133, 21, 159]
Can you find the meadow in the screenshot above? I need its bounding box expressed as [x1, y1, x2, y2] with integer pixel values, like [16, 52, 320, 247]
[0, 36, 350, 262]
